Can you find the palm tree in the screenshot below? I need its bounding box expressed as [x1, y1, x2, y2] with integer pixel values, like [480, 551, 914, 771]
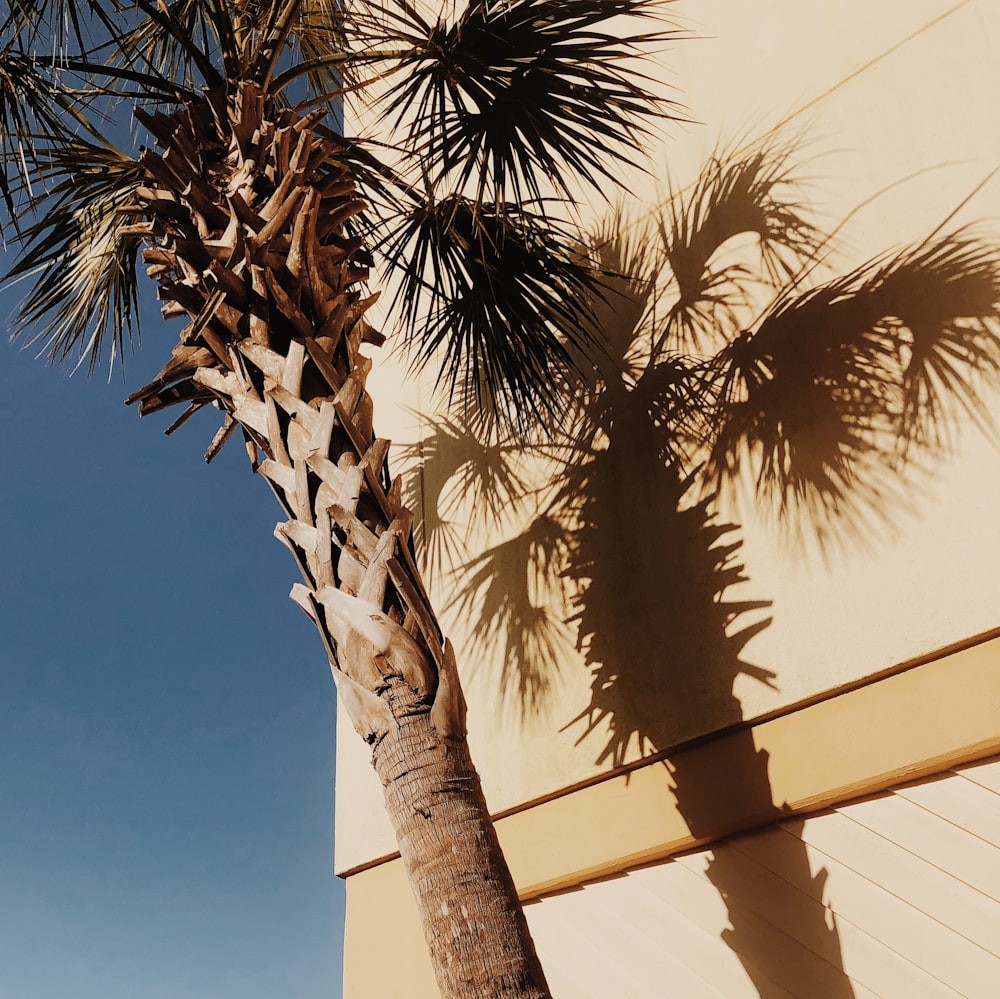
[413, 138, 1000, 996]
[0, 1, 679, 995]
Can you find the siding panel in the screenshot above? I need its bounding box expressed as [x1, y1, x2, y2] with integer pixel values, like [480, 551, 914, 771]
[525, 757, 1000, 998]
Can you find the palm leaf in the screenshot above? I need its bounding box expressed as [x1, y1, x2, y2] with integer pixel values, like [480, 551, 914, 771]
[1, 0, 96, 51]
[5, 136, 145, 370]
[114, 0, 218, 84]
[274, 0, 353, 100]
[383, 191, 605, 427]
[114, 0, 222, 87]
[0, 42, 92, 212]
[377, 0, 681, 206]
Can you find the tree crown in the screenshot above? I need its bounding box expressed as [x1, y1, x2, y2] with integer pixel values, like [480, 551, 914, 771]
[0, 0, 681, 426]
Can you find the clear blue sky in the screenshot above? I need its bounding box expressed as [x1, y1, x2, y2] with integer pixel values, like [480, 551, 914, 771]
[0, 277, 347, 995]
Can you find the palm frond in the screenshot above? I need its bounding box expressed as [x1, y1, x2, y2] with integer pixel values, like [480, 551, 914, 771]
[113, 0, 222, 87]
[114, 0, 218, 85]
[0, 42, 91, 213]
[271, 0, 353, 101]
[5, 136, 145, 371]
[1, 0, 97, 51]
[383, 191, 605, 428]
[252, 0, 318, 86]
[377, 0, 681, 206]
[272, 1, 438, 106]
[708, 229, 1000, 521]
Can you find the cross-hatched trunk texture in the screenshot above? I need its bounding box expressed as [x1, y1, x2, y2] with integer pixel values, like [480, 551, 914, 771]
[376, 674, 549, 998]
[125, 81, 550, 999]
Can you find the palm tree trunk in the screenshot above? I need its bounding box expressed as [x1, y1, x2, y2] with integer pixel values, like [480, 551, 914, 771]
[376, 675, 549, 998]
[125, 81, 550, 999]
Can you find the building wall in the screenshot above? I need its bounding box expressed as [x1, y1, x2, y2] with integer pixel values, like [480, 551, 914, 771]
[342, 641, 1000, 996]
[337, 0, 1000, 871]
[526, 754, 1000, 999]
[337, 2, 1000, 995]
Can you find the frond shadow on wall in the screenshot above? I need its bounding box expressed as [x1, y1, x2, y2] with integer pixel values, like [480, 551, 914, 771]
[408, 135, 1000, 998]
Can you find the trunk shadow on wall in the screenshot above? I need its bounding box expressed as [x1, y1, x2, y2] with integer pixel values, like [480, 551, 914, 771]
[567, 455, 856, 998]
[561, 411, 857, 998]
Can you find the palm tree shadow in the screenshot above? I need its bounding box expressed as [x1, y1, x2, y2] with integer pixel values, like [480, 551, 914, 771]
[411, 137, 1000, 997]
[566, 434, 773, 766]
[568, 471, 855, 997]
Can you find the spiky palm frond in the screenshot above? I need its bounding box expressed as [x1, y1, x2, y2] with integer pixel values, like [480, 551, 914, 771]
[0, 42, 92, 212]
[656, 138, 823, 351]
[1, 0, 96, 51]
[282, 0, 350, 99]
[0, 0, 677, 444]
[384, 192, 605, 426]
[3, 0, 671, 435]
[113, 0, 219, 85]
[6, 136, 145, 370]
[376, 0, 681, 206]
[709, 229, 1000, 515]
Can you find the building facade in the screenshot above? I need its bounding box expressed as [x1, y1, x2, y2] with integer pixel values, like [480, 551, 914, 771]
[339, 2, 1000, 995]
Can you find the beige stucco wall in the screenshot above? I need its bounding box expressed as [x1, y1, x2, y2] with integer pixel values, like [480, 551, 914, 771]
[335, 0, 1000, 873]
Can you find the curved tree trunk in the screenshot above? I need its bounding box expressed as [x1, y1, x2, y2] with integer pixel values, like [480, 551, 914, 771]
[125, 81, 550, 999]
[376, 675, 549, 998]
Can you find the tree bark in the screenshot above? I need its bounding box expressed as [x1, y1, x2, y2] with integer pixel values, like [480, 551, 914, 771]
[375, 675, 550, 999]
[125, 81, 551, 999]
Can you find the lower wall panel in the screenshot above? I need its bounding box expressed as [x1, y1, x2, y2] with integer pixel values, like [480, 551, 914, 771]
[526, 757, 1000, 999]
[344, 757, 1000, 998]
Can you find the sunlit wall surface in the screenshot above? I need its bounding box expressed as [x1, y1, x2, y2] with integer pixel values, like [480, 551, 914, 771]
[339, 2, 1000, 994]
